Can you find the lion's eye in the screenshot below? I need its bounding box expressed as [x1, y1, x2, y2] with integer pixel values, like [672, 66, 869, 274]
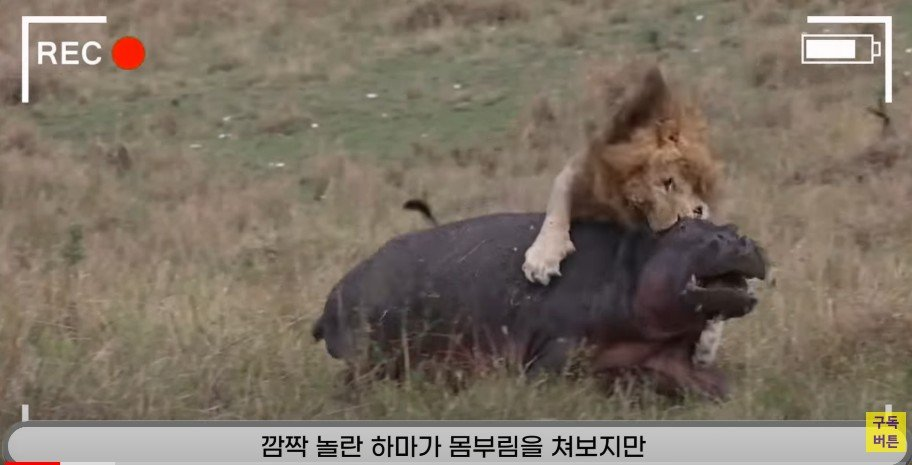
[662, 178, 675, 191]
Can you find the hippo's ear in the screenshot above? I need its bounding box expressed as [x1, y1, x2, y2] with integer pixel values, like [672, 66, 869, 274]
[604, 65, 679, 145]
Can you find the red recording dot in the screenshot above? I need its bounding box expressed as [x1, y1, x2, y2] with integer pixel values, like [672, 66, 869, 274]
[111, 36, 145, 70]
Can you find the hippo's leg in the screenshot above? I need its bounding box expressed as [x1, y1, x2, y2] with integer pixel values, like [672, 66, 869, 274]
[331, 360, 385, 404]
[524, 337, 577, 377]
[643, 344, 729, 401]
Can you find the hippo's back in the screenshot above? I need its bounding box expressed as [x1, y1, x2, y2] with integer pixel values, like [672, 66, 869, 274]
[314, 213, 653, 364]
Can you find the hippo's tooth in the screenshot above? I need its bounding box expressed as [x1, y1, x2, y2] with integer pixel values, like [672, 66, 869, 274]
[685, 274, 704, 292]
[695, 304, 704, 313]
[682, 274, 708, 297]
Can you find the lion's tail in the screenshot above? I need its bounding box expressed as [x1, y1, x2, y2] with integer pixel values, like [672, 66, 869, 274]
[402, 199, 438, 226]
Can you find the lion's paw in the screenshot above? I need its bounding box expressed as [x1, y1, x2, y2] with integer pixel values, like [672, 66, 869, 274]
[522, 233, 576, 285]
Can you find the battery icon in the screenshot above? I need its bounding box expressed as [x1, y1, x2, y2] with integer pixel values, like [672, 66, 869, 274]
[801, 33, 882, 64]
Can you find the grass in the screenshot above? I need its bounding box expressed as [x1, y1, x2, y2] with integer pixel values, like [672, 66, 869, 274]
[1, 0, 912, 435]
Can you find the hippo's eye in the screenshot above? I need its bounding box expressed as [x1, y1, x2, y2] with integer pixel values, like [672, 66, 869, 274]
[662, 178, 675, 191]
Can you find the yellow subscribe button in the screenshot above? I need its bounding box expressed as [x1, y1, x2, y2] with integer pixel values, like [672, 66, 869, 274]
[866, 411, 907, 453]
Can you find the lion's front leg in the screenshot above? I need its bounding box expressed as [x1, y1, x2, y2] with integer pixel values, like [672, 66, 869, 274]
[523, 223, 576, 285]
[523, 156, 582, 285]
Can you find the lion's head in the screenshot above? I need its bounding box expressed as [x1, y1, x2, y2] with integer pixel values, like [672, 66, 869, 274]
[593, 65, 721, 231]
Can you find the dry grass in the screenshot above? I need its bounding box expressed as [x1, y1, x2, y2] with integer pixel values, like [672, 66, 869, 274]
[394, 0, 528, 32]
[1, 0, 911, 432]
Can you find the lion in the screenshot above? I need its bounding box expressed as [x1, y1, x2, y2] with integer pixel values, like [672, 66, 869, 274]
[522, 65, 726, 366]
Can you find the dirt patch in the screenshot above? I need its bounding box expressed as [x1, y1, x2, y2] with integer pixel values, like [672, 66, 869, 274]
[0, 52, 21, 105]
[0, 51, 72, 105]
[785, 137, 910, 186]
[395, 0, 528, 31]
[0, 119, 41, 156]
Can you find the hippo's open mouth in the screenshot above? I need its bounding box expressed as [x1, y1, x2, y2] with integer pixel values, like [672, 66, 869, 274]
[682, 247, 767, 320]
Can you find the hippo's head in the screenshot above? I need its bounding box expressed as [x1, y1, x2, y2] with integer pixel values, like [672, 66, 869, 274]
[635, 219, 767, 325]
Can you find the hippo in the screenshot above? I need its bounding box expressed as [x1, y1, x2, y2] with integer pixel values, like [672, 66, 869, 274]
[312, 213, 766, 399]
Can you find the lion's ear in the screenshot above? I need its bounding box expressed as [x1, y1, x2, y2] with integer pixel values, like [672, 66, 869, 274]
[654, 116, 682, 146]
[605, 65, 677, 144]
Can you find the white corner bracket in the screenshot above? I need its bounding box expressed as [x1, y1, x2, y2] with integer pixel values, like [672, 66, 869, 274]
[21, 403, 29, 422]
[806, 16, 893, 103]
[20, 15, 107, 103]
